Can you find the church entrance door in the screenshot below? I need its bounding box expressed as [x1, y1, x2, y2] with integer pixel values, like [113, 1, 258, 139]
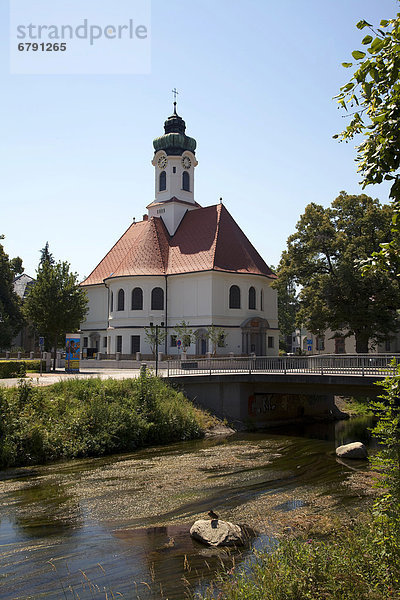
[195, 329, 208, 356]
[241, 318, 269, 356]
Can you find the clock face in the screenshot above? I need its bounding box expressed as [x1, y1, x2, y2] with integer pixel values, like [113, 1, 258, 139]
[182, 156, 191, 169]
[157, 155, 167, 169]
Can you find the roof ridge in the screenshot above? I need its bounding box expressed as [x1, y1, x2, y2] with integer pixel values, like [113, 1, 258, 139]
[81, 220, 141, 284]
[106, 222, 151, 280]
[211, 203, 223, 269]
[151, 217, 168, 274]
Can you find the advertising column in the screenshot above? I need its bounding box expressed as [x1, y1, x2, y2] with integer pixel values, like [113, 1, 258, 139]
[65, 334, 81, 373]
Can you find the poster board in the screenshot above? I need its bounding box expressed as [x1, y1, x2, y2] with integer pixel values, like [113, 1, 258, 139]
[65, 334, 80, 373]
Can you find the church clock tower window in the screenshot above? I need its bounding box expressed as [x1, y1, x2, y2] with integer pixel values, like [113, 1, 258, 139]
[182, 171, 190, 191]
[159, 171, 166, 191]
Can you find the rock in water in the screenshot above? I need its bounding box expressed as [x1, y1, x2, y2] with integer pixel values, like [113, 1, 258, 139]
[336, 442, 368, 459]
[190, 519, 244, 547]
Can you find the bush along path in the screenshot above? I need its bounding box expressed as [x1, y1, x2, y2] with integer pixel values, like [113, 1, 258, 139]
[0, 374, 215, 468]
[0, 360, 45, 379]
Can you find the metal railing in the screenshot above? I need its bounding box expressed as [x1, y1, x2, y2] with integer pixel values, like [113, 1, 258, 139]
[166, 354, 400, 377]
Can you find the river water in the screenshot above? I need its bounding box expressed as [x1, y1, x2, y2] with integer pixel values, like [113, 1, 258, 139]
[0, 417, 374, 600]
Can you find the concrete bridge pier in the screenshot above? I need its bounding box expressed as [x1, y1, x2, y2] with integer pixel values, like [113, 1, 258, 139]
[180, 378, 337, 427]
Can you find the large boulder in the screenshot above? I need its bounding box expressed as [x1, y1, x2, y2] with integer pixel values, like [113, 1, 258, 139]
[190, 519, 244, 547]
[336, 442, 368, 459]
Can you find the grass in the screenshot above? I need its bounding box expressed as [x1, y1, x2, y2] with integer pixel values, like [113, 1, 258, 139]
[197, 518, 400, 600]
[339, 395, 375, 416]
[0, 374, 216, 468]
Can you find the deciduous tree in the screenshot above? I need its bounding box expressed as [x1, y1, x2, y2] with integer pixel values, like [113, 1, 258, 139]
[334, 8, 400, 273]
[174, 321, 195, 352]
[278, 192, 400, 353]
[0, 236, 24, 349]
[23, 249, 88, 370]
[205, 325, 227, 356]
[271, 264, 299, 347]
[144, 325, 166, 358]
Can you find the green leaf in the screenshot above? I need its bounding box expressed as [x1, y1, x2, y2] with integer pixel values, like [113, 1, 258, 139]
[357, 20, 372, 30]
[362, 35, 373, 45]
[352, 50, 366, 60]
[341, 82, 355, 92]
[370, 38, 385, 53]
[370, 68, 379, 82]
[342, 62, 353, 68]
[380, 19, 389, 27]
[363, 81, 372, 99]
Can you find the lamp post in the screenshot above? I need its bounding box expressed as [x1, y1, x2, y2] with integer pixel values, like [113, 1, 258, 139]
[150, 321, 164, 376]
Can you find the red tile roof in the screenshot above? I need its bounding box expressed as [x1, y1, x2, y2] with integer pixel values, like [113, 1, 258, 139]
[81, 204, 276, 286]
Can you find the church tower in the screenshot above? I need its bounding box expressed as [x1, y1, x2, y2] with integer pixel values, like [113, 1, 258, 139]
[147, 101, 199, 235]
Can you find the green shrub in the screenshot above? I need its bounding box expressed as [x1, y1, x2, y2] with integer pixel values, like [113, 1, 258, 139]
[0, 374, 206, 468]
[0, 361, 26, 378]
[24, 359, 46, 373]
[199, 521, 399, 600]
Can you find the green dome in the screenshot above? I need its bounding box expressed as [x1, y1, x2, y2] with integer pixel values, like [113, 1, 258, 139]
[153, 104, 197, 156]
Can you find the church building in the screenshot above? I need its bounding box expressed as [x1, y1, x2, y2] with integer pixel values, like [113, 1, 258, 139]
[80, 104, 278, 357]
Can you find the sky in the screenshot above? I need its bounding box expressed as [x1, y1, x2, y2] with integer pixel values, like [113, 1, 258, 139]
[0, 0, 398, 280]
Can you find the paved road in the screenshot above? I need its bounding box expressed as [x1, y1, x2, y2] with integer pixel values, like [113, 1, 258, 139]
[0, 368, 144, 388]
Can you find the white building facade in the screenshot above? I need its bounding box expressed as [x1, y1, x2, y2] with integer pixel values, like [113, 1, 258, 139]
[80, 105, 278, 357]
[290, 327, 400, 355]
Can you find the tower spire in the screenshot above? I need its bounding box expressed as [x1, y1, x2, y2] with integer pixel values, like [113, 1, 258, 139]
[172, 88, 179, 114]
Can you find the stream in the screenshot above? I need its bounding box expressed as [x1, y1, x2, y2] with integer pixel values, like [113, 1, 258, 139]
[0, 416, 375, 600]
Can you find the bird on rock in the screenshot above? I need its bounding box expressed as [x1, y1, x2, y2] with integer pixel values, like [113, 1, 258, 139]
[208, 510, 219, 520]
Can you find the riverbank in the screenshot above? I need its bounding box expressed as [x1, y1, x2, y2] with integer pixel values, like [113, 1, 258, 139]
[198, 516, 399, 600]
[197, 400, 400, 600]
[0, 417, 380, 599]
[335, 394, 375, 416]
[0, 375, 219, 468]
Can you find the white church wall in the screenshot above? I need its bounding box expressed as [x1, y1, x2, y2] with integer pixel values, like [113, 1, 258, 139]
[168, 272, 212, 322]
[159, 204, 187, 236]
[211, 272, 278, 327]
[81, 271, 279, 357]
[82, 284, 108, 330]
[108, 275, 166, 328]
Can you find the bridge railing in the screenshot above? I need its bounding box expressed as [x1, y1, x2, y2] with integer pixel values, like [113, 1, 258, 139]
[166, 354, 400, 377]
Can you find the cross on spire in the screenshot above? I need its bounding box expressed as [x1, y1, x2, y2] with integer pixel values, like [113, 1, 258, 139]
[172, 88, 179, 114]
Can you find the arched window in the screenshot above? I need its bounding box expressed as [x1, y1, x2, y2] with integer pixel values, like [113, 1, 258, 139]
[117, 289, 125, 311]
[151, 287, 164, 310]
[110, 291, 114, 312]
[249, 286, 256, 309]
[229, 285, 241, 309]
[131, 287, 143, 310]
[182, 171, 190, 191]
[159, 171, 166, 191]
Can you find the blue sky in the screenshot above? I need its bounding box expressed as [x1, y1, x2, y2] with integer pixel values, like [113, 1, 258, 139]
[0, 0, 398, 279]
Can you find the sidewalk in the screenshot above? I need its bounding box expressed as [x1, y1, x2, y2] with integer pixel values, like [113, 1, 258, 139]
[0, 368, 144, 388]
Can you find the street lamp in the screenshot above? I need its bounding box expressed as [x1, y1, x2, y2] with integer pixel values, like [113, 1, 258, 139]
[150, 321, 164, 376]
